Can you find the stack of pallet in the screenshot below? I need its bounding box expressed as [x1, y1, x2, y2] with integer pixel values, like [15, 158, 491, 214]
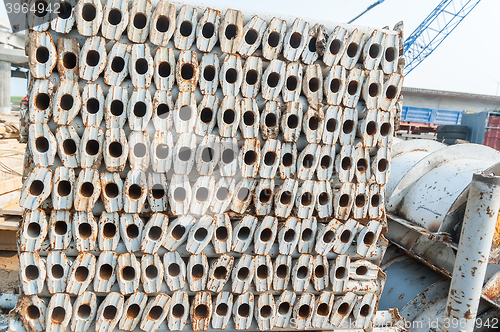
[17, 0, 404, 331]
[0, 138, 24, 250]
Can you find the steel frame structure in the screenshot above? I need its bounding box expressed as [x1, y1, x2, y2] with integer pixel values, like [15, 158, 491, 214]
[403, 0, 481, 74]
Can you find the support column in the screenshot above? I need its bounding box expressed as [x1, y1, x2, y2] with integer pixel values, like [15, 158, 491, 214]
[0, 60, 11, 115]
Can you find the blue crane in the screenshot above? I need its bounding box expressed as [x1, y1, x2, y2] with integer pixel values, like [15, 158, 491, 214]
[348, 0, 386, 24]
[349, 0, 481, 75]
[403, 0, 481, 74]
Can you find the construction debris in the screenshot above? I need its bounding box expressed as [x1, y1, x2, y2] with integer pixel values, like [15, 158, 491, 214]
[0, 121, 20, 139]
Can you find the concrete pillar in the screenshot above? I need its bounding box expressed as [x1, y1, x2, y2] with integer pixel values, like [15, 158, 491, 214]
[0, 60, 11, 114]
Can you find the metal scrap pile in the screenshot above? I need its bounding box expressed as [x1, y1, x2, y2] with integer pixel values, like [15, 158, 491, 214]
[18, 0, 404, 331]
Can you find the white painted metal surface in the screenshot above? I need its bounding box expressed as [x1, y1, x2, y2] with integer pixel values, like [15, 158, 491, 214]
[15, 1, 408, 331]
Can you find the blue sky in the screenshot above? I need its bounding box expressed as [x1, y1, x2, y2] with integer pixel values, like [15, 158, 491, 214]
[6, 0, 500, 96]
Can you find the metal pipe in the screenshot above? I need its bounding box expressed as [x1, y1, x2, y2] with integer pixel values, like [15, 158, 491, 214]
[0, 293, 18, 310]
[443, 173, 500, 332]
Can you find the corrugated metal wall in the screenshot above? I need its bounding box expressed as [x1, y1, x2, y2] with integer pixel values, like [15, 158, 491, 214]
[401, 106, 462, 125]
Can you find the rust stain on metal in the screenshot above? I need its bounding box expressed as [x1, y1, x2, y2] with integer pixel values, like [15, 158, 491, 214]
[18, 3, 407, 331]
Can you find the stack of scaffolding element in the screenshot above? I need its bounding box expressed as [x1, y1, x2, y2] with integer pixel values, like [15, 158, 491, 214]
[17, 0, 404, 331]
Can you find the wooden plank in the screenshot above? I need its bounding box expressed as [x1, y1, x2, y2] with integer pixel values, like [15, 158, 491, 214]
[0, 132, 19, 139]
[0, 215, 20, 231]
[0, 177, 22, 195]
[0, 140, 26, 152]
[0, 140, 24, 188]
[0, 190, 22, 216]
[0, 229, 17, 251]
